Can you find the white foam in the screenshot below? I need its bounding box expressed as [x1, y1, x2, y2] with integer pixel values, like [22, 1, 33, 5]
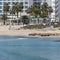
[0, 38, 28, 42]
[18, 38, 28, 40]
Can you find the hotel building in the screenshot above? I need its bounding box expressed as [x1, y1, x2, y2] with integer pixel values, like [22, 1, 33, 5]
[0, 0, 60, 21]
[0, 0, 33, 15]
[46, 0, 60, 22]
[55, 0, 60, 22]
[0, 0, 42, 15]
[48, 0, 55, 21]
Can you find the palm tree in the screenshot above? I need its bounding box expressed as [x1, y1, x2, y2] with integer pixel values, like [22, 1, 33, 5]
[26, 5, 34, 16]
[48, 6, 53, 26]
[1, 14, 8, 25]
[26, 2, 53, 25]
[9, 8, 15, 19]
[48, 6, 53, 18]
[26, 3, 41, 24]
[3, 3, 9, 15]
[22, 15, 29, 26]
[12, 3, 19, 17]
[27, 3, 41, 17]
[12, 2, 23, 18]
[41, 2, 48, 18]
[18, 3, 23, 17]
[11, 3, 16, 16]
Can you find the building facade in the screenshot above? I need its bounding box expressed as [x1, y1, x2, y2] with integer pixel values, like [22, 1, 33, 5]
[0, 0, 59, 21]
[0, 0, 42, 15]
[33, 0, 42, 4]
[46, 0, 60, 22]
[49, 0, 60, 22]
[55, 0, 60, 21]
[51, 0, 55, 21]
[0, 0, 33, 15]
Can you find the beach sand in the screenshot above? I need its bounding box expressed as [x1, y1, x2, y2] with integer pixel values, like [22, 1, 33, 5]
[0, 25, 60, 36]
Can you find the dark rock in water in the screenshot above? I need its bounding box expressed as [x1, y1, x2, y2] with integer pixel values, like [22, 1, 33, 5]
[54, 40, 60, 42]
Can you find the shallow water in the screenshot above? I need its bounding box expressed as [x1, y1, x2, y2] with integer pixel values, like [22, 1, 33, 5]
[0, 36, 60, 60]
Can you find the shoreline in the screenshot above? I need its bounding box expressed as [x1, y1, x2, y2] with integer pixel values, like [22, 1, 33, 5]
[0, 30, 60, 37]
[0, 25, 60, 37]
[0, 34, 60, 38]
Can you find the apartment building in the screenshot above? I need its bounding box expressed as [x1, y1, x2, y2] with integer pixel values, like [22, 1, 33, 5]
[55, 0, 60, 22]
[0, 0, 42, 15]
[46, 0, 60, 22]
[0, 0, 33, 15]
[33, 0, 42, 4]
[51, 0, 56, 21]
[0, 0, 59, 21]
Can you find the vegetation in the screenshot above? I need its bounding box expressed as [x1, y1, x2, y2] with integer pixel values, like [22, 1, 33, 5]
[2, 2, 53, 27]
[18, 3, 23, 17]
[9, 2, 23, 17]
[9, 8, 15, 19]
[3, 3, 9, 15]
[26, 3, 41, 17]
[41, 2, 48, 18]
[3, 2, 53, 19]
[3, 2, 23, 18]
[1, 14, 8, 25]
[53, 23, 60, 28]
[27, 2, 53, 18]
[21, 15, 30, 25]
[22, 24, 47, 29]
[26, 2, 53, 26]
[48, 6, 53, 18]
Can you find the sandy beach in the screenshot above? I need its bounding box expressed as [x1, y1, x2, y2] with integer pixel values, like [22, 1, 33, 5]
[0, 25, 60, 36]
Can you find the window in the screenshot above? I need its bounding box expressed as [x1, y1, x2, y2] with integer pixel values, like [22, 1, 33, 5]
[3, 0, 6, 1]
[25, 6, 28, 8]
[0, 6, 2, 9]
[0, 10, 2, 13]
[33, 0, 37, 1]
[0, 2, 2, 5]
[25, 2, 28, 4]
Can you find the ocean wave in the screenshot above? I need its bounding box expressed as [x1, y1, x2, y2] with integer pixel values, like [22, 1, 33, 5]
[18, 38, 28, 40]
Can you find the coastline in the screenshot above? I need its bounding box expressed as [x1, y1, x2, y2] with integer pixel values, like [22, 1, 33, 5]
[0, 25, 60, 37]
[0, 29, 60, 37]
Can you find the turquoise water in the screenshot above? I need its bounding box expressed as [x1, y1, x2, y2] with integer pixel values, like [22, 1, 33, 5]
[0, 36, 60, 60]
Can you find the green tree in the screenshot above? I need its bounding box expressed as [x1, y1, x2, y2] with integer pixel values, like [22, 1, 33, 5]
[1, 14, 8, 25]
[12, 3, 19, 17]
[26, 7, 33, 16]
[12, 2, 23, 18]
[48, 6, 53, 26]
[3, 3, 9, 15]
[48, 6, 53, 18]
[18, 3, 23, 17]
[11, 3, 16, 16]
[26, 3, 41, 17]
[9, 8, 15, 19]
[22, 16, 29, 26]
[41, 2, 48, 18]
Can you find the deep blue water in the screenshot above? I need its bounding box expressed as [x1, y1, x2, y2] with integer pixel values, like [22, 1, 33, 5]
[0, 36, 60, 60]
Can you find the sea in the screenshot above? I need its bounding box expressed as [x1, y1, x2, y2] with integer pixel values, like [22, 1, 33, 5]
[0, 36, 60, 60]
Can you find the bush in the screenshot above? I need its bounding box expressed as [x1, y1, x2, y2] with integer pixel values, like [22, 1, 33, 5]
[53, 24, 60, 28]
[23, 24, 46, 29]
[21, 15, 30, 25]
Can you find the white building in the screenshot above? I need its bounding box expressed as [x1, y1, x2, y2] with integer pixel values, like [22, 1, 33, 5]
[1, 0, 59, 21]
[33, 0, 42, 4]
[50, 0, 55, 22]
[0, 0, 33, 15]
[0, 0, 42, 16]
[55, 0, 60, 22]
[46, 0, 60, 22]
[43, 0, 55, 21]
